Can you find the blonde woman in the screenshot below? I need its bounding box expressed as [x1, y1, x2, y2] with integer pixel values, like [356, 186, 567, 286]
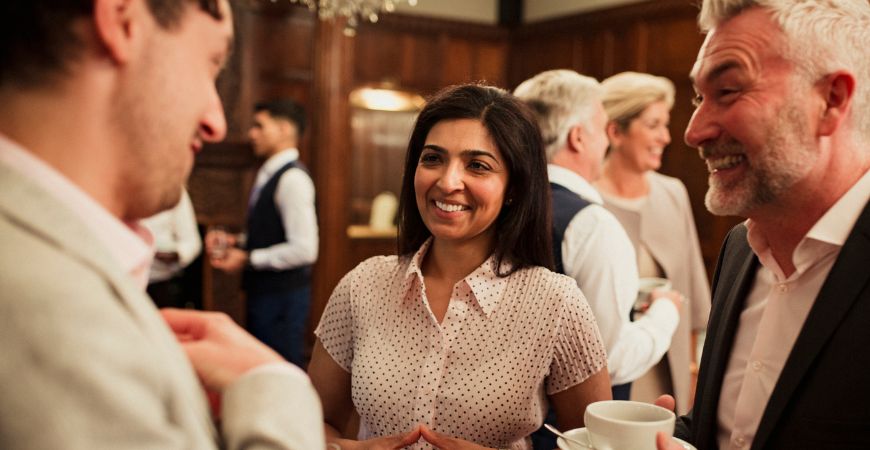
[595, 72, 710, 415]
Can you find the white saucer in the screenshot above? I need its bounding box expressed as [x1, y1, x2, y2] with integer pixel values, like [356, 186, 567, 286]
[555, 427, 697, 450]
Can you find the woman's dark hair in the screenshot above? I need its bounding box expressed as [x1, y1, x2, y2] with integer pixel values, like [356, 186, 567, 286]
[397, 83, 554, 275]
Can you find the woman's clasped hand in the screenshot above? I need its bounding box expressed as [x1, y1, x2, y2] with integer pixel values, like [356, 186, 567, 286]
[336, 425, 501, 450]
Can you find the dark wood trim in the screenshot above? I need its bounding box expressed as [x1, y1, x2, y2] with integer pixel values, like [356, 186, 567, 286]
[359, 12, 509, 41]
[258, 69, 314, 83]
[242, 0, 315, 19]
[515, 0, 699, 37]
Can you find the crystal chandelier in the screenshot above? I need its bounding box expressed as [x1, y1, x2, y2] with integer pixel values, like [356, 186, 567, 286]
[285, 0, 418, 36]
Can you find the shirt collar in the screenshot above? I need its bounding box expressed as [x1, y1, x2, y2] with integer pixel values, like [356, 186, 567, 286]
[746, 168, 870, 279]
[261, 148, 299, 175]
[547, 164, 603, 204]
[805, 168, 870, 246]
[402, 237, 510, 318]
[0, 133, 153, 288]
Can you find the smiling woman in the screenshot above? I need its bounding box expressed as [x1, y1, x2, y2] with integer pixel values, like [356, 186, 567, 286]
[595, 72, 711, 415]
[308, 83, 612, 450]
[413, 118, 509, 255]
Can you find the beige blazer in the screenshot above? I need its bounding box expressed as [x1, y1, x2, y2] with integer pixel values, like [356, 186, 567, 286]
[602, 172, 712, 414]
[0, 161, 322, 449]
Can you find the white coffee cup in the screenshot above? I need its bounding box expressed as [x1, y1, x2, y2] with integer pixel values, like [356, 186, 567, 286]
[582, 400, 675, 450]
[633, 277, 673, 315]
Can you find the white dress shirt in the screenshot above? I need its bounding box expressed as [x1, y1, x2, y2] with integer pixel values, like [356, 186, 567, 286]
[141, 189, 201, 283]
[549, 164, 679, 384]
[717, 169, 870, 450]
[248, 148, 319, 270]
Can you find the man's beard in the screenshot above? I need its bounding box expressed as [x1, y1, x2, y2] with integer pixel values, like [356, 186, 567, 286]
[703, 100, 818, 217]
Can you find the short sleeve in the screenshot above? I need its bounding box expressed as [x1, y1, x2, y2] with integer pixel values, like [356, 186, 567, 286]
[546, 277, 607, 394]
[314, 268, 355, 372]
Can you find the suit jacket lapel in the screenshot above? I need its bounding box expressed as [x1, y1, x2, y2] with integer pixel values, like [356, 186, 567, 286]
[752, 201, 870, 449]
[693, 224, 758, 449]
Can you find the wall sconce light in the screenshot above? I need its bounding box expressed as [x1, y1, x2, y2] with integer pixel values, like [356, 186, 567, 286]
[349, 86, 425, 112]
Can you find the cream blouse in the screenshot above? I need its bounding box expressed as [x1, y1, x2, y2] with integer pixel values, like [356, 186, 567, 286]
[315, 239, 606, 449]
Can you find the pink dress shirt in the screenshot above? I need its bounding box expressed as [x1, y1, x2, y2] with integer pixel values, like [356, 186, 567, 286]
[0, 134, 152, 287]
[717, 169, 870, 449]
[315, 239, 607, 449]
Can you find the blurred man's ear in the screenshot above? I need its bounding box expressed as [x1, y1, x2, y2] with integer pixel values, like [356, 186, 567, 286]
[277, 119, 298, 142]
[817, 70, 855, 137]
[568, 124, 585, 155]
[94, 0, 144, 64]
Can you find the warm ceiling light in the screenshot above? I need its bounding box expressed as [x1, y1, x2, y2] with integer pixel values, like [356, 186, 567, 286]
[349, 87, 425, 112]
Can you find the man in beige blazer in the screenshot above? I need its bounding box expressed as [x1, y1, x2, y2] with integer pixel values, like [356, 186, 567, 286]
[0, 1, 323, 448]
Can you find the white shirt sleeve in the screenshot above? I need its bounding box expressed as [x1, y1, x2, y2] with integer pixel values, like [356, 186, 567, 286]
[561, 205, 679, 385]
[248, 167, 319, 270]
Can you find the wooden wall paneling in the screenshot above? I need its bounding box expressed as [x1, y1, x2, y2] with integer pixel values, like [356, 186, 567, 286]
[355, 27, 404, 86]
[632, 20, 650, 73]
[353, 26, 444, 93]
[576, 31, 611, 80]
[189, 142, 258, 322]
[248, 8, 316, 164]
[309, 17, 355, 342]
[608, 25, 642, 75]
[473, 40, 508, 87]
[216, 4, 250, 142]
[508, 34, 575, 88]
[438, 36, 509, 88]
[249, 14, 314, 77]
[354, 14, 508, 93]
[441, 37, 475, 86]
[569, 34, 586, 75]
[643, 16, 703, 78]
[400, 32, 443, 91]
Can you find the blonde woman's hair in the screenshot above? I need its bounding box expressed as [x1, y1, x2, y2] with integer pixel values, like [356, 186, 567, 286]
[601, 71, 675, 132]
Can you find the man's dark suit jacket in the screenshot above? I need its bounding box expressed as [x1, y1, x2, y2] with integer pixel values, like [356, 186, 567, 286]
[676, 200, 870, 450]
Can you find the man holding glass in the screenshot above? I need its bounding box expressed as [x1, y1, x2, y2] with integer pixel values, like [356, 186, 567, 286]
[207, 99, 319, 368]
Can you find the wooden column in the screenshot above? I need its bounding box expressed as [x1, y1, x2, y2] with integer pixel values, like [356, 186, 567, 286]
[309, 18, 354, 332]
